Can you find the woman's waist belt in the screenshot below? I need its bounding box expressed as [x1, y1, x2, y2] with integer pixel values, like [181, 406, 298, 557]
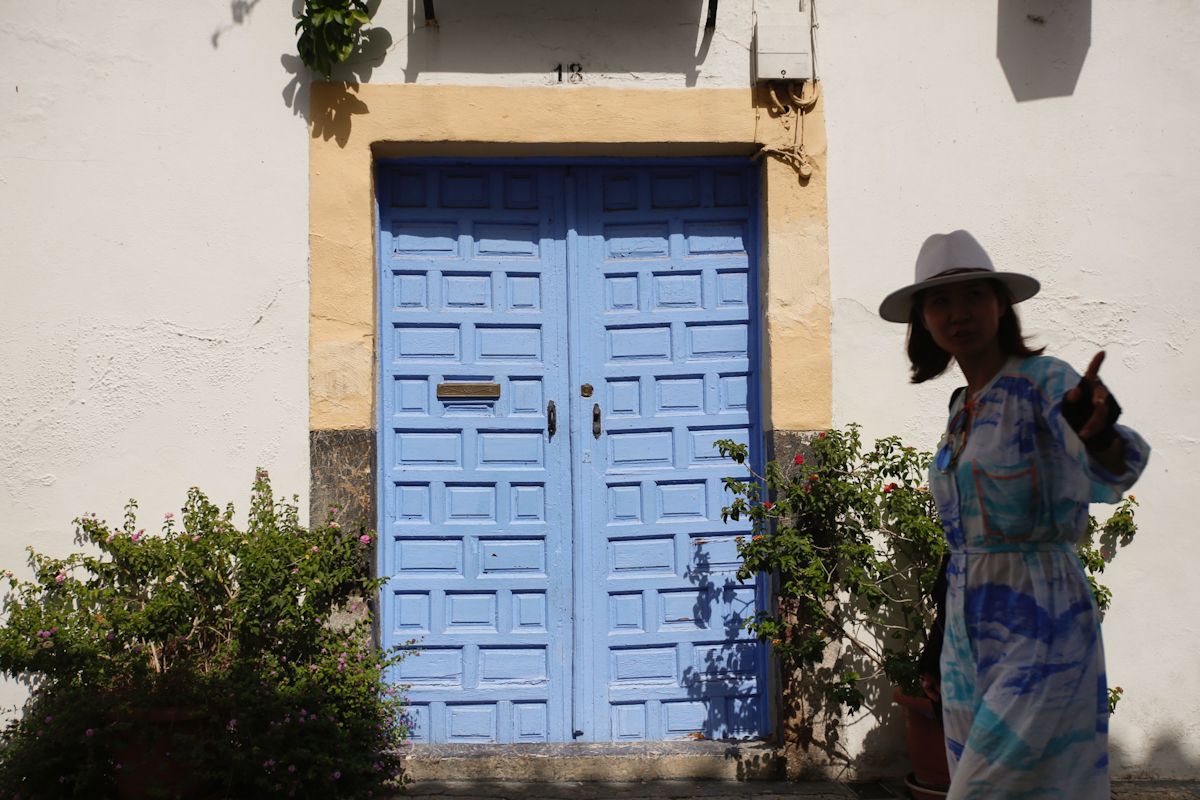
[951, 541, 1075, 555]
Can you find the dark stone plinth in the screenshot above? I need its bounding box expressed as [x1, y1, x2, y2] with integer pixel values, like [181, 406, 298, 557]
[310, 428, 375, 532]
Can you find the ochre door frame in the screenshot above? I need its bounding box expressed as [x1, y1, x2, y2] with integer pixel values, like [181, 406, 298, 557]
[309, 84, 830, 440]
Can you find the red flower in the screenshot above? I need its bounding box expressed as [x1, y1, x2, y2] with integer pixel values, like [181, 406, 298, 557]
[883, 482, 899, 494]
[793, 454, 805, 465]
[818, 431, 827, 439]
[762, 501, 774, 510]
[808, 474, 819, 483]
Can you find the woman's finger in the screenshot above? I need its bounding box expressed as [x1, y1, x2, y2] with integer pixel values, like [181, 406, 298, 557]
[1083, 350, 1106, 382]
[1079, 385, 1109, 439]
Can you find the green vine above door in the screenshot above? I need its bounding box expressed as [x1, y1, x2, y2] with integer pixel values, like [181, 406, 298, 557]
[295, 0, 374, 79]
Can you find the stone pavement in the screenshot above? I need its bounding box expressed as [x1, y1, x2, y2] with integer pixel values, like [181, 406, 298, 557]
[397, 743, 1200, 799]
[403, 779, 1200, 800]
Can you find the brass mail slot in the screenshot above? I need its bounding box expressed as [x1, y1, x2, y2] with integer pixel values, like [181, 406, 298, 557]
[437, 382, 501, 400]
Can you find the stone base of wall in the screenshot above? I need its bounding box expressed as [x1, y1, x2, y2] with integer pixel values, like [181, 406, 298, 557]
[766, 428, 820, 466]
[309, 429, 375, 531]
[764, 428, 846, 779]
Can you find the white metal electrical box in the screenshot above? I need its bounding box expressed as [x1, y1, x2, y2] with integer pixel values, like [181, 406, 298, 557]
[754, 23, 811, 82]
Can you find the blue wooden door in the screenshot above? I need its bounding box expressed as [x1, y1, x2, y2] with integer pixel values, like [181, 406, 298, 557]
[377, 165, 574, 743]
[378, 162, 763, 744]
[571, 167, 765, 741]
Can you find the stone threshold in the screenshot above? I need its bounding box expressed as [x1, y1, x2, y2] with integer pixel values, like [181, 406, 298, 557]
[401, 740, 784, 782]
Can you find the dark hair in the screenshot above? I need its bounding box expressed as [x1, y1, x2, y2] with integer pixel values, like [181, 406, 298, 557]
[906, 280, 1044, 383]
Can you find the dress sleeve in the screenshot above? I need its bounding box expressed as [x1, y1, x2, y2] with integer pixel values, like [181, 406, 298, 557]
[1035, 357, 1151, 504]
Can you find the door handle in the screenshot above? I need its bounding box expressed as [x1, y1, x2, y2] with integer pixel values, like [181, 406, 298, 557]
[547, 400, 557, 440]
[592, 403, 602, 439]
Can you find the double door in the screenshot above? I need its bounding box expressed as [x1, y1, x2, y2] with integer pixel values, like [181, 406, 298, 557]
[377, 161, 764, 743]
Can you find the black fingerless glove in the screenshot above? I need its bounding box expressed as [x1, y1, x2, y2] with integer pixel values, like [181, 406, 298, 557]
[1061, 378, 1122, 452]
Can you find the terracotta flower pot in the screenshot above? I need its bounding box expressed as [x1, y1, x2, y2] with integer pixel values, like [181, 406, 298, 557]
[892, 687, 951, 796]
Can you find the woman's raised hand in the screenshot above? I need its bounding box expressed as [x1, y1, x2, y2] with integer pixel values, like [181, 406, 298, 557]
[1066, 351, 1114, 440]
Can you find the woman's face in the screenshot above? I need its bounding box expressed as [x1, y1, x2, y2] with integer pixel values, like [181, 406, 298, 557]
[919, 280, 1006, 361]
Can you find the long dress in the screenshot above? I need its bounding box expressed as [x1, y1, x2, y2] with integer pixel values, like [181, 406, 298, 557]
[928, 354, 1150, 800]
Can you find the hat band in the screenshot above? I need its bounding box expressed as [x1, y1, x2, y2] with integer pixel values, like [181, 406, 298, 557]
[927, 267, 991, 280]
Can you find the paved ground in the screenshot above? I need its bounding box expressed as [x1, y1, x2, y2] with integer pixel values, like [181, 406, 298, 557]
[403, 779, 1200, 800]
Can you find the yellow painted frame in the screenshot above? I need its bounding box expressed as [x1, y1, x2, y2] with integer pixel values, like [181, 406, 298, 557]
[308, 83, 831, 434]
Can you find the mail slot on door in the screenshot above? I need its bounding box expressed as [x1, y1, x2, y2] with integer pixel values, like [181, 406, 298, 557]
[436, 382, 501, 400]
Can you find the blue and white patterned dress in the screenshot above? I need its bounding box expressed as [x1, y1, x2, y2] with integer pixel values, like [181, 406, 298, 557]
[929, 355, 1150, 800]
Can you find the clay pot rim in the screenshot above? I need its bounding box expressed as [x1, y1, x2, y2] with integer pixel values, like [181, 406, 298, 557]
[905, 771, 949, 798]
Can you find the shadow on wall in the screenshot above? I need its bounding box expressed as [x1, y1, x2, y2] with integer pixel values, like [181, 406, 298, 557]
[283, 0, 393, 127]
[1112, 731, 1200, 781]
[997, 0, 1092, 101]
[210, 0, 391, 126]
[776, 639, 912, 779]
[401, 0, 716, 86]
[307, 82, 373, 147]
[211, 0, 265, 48]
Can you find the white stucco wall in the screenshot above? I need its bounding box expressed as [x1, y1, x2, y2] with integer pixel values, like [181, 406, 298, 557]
[820, 1, 1200, 780]
[337, 0, 759, 87]
[0, 2, 312, 712]
[2, 0, 1196, 780]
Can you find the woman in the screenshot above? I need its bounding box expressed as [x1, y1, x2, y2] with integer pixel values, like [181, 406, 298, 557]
[878, 230, 1150, 799]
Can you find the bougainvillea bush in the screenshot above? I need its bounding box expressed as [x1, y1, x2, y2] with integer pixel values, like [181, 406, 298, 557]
[716, 425, 1139, 717]
[0, 471, 408, 798]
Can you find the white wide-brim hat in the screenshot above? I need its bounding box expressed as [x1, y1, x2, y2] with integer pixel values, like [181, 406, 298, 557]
[878, 229, 1040, 323]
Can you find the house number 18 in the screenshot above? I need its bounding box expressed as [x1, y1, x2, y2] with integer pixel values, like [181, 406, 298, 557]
[555, 63, 584, 83]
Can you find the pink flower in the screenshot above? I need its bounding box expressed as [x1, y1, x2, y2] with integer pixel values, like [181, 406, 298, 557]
[164, 513, 174, 520]
[291, 567, 299, 574]
[54, 573, 65, 584]
[332, 770, 342, 780]
[311, 546, 320, 554]
[131, 530, 143, 542]
[359, 534, 372, 544]
[191, 534, 201, 542]
[85, 728, 93, 737]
